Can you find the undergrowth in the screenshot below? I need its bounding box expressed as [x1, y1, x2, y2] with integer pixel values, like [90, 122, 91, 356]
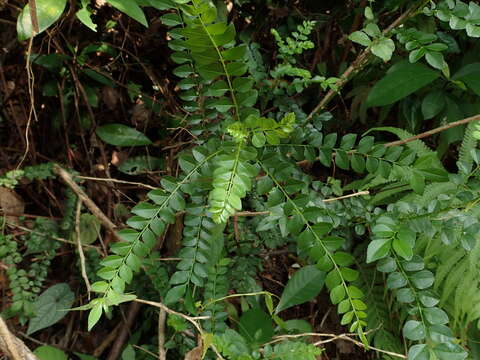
[2, 0, 480, 359]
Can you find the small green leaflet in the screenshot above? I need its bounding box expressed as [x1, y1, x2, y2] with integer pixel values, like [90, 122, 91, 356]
[34, 346, 68, 360]
[17, 0, 68, 41]
[452, 62, 480, 96]
[367, 61, 440, 107]
[106, 0, 148, 27]
[27, 283, 75, 335]
[71, 213, 100, 245]
[275, 265, 325, 313]
[96, 124, 152, 146]
[76, 0, 97, 31]
[238, 308, 274, 345]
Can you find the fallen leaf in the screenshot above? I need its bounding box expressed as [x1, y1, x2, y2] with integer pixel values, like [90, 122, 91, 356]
[102, 86, 119, 110]
[0, 187, 25, 223]
[184, 345, 202, 360]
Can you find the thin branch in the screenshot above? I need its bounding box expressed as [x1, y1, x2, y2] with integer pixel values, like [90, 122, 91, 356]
[322, 190, 370, 203]
[0, 316, 39, 360]
[234, 211, 271, 216]
[314, 334, 406, 359]
[384, 114, 480, 148]
[306, 2, 421, 120]
[134, 299, 209, 323]
[5, 220, 100, 250]
[53, 165, 118, 235]
[28, 0, 39, 35]
[133, 299, 225, 360]
[106, 302, 142, 360]
[158, 308, 167, 360]
[75, 200, 92, 299]
[75, 175, 156, 190]
[268, 331, 406, 359]
[0, 316, 22, 360]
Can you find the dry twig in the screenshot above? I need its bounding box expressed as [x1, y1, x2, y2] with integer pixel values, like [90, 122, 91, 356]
[53, 165, 118, 235]
[158, 308, 167, 360]
[0, 316, 39, 360]
[269, 331, 406, 359]
[106, 302, 143, 360]
[75, 199, 92, 298]
[306, 2, 423, 120]
[383, 114, 480, 148]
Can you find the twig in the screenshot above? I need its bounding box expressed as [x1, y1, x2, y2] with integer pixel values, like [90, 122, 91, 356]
[53, 165, 118, 234]
[132, 345, 159, 359]
[134, 299, 209, 323]
[314, 334, 407, 359]
[106, 302, 142, 360]
[268, 331, 406, 359]
[0, 316, 22, 360]
[5, 220, 100, 250]
[158, 308, 167, 360]
[383, 114, 480, 148]
[231, 191, 370, 218]
[75, 200, 92, 299]
[75, 175, 156, 190]
[234, 211, 271, 216]
[28, 0, 39, 35]
[133, 299, 225, 360]
[0, 316, 38, 360]
[322, 190, 370, 203]
[306, 3, 420, 120]
[92, 323, 122, 358]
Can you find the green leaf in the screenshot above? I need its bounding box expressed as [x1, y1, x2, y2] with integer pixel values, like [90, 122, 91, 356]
[425, 51, 445, 70]
[408, 344, 429, 360]
[17, 0, 68, 41]
[370, 38, 395, 62]
[410, 172, 425, 194]
[27, 283, 75, 335]
[351, 154, 365, 173]
[335, 150, 350, 170]
[275, 265, 325, 313]
[403, 320, 426, 341]
[367, 61, 440, 107]
[118, 155, 163, 175]
[386, 271, 407, 289]
[106, 0, 148, 27]
[252, 132, 266, 148]
[377, 257, 396, 273]
[397, 288, 415, 303]
[164, 284, 187, 305]
[238, 308, 274, 345]
[424, 307, 449, 325]
[366, 238, 391, 263]
[121, 345, 136, 360]
[433, 342, 468, 360]
[73, 214, 100, 245]
[410, 270, 434, 290]
[96, 124, 152, 146]
[392, 236, 413, 260]
[76, 0, 97, 31]
[330, 284, 346, 305]
[34, 346, 68, 360]
[88, 303, 103, 330]
[349, 31, 371, 46]
[452, 63, 480, 96]
[422, 90, 445, 120]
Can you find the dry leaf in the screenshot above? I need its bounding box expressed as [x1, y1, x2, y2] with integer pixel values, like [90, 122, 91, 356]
[111, 151, 127, 167]
[131, 101, 149, 125]
[0, 187, 25, 223]
[184, 345, 202, 360]
[102, 86, 119, 110]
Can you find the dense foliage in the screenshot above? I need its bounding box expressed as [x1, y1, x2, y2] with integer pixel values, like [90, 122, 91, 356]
[1, 0, 480, 359]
